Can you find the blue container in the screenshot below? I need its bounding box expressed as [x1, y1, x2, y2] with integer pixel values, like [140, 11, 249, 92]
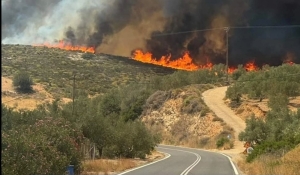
[67, 165, 74, 175]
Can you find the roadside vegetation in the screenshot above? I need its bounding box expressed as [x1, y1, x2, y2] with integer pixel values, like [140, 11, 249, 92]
[2, 44, 299, 174]
[1, 44, 229, 175]
[226, 64, 300, 175]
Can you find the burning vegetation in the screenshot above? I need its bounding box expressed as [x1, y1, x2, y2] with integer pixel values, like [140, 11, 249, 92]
[3, 0, 299, 71]
[34, 40, 95, 54]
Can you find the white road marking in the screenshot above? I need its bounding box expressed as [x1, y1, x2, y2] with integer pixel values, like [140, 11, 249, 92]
[219, 153, 239, 175]
[159, 147, 201, 175]
[160, 144, 240, 175]
[117, 152, 171, 175]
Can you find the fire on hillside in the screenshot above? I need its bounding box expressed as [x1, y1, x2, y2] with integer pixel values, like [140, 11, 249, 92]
[132, 50, 269, 72]
[34, 40, 95, 54]
[33, 43, 296, 73]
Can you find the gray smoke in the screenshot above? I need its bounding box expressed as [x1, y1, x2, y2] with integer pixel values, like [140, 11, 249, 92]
[2, 0, 300, 66]
[2, 0, 115, 44]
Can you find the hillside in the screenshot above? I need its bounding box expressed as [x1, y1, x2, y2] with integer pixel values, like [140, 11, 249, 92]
[1, 44, 175, 99]
[226, 96, 300, 120]
[141, 84, 235, 149]
[3, 44, 299, 175]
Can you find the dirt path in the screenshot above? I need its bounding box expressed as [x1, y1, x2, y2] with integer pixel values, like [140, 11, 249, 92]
[202, 86, 246, 141]
[202, 86, 247, 174]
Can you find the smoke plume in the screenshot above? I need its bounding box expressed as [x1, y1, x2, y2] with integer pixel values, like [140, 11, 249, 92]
[2, 0, 300, 67]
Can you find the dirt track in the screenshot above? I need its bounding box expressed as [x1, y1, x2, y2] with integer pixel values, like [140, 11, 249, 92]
[202, 86, 246, 139]
[202, 86, 246, 156]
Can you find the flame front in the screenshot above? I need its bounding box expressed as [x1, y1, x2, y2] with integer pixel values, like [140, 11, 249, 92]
[244, 61, 258, 71]
[228, 67, 236, 74]
[133, 50, 214, 71]
[34, 40, 95, 53]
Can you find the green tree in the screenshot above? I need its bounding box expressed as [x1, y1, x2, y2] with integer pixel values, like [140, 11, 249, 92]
[231, 65, 246, 80]
[267, 94, 289, 113]
[238, 115, 268, 144]
[98, 90, 121, 119]
[120, 86, 151, 122]
[2, 117, 83, 175]
[82, 116, 114, 158]
[13, 71, 33, 93]
[131, 121, 158, 159]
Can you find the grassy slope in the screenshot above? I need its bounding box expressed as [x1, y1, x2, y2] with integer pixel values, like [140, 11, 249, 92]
[1, 44, 175, 98]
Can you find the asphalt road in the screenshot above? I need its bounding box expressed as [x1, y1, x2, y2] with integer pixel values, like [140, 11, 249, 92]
[117, 145, 238, 175]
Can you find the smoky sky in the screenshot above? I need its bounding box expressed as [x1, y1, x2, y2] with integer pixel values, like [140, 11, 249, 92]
[2, 0, 300, 67]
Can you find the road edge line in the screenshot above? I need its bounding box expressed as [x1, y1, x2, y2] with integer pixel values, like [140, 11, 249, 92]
[159, 144, 239, 175]
[116, 151, 171, 175]
[219, 153, 239, 175]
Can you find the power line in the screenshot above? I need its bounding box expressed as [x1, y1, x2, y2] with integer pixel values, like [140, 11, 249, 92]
[151, 27, 225, 36]
[2, 72, 299, 103]
[150, 24, 300, 37]
[231, 24, 300, 29]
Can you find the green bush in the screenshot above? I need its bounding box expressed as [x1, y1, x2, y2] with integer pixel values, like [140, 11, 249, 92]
[13, 71, 33, 93]
[246, 140, 295, 162]
[226, 64, 300, 100]
[239, 101, 300, 162]
[81, 53, 95, 60]
[216, 137, 230, 148]
[1, 117, 83, 175]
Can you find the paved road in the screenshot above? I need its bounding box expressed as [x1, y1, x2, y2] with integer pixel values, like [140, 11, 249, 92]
[117, 145, 238, 175]
[116, 86, 244, 175]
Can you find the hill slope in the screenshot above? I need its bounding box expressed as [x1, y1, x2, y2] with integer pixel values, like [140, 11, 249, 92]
[141, 84, 235, 149]
[1, 44, 175, 98]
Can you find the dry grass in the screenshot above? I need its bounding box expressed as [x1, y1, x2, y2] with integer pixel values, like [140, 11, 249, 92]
[1, 76, 72, 111]
[237, 145, 300, 175]
[81, 151, 165, 175]
[82, 159, 139, 175]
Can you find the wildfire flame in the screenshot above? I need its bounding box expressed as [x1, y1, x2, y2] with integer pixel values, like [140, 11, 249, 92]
[283, 52, 295, 65]
[132, 50, 265, 73]
[34, 40, 95, 53]
[283, 59, 295, 65]
[244, 61, 258, 71]
[31, 43, 294, 72]
[228, 67, 236, 74]
[132, 50, 213, 71]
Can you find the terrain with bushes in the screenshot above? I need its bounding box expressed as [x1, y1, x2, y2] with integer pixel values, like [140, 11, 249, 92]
[1, 44, 300, 175]
[1, 44, 229, 174]
[226, 64, 300, 175]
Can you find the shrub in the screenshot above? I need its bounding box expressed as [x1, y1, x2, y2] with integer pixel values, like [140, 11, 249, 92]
[2, 117, 84, 175]
[246, 140, 295, 162]
[216, 137, 230, 148]
[81, 53, 95, 60]
[13, 71, 33, 93]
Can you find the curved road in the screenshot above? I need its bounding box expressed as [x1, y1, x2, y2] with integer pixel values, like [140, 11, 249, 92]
[117, 145, 238, 175]
[116, 86, 244, 175]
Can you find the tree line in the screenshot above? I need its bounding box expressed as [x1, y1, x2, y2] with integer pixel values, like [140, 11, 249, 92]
[226, 64, 300, 162]
[2, 64, 228, 175]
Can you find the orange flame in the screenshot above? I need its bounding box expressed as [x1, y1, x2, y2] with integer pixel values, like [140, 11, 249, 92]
[132, 50, 213, 71]
[34, 40, 95, 53]
[283, 60, 295, 65]
[228, 67, 236, 74]
[244, 61, 258, 71]
[283, 52, 295, 65]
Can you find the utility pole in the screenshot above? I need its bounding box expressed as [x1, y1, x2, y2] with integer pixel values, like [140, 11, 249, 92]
[224, 27, 230, 84]
[72, 73, 76, 117]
